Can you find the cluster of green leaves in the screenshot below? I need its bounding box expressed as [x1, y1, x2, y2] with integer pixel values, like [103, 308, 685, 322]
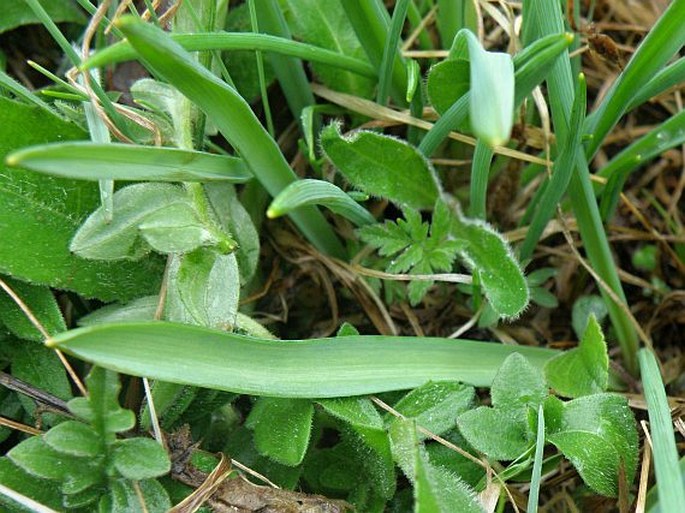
[0, 367, 171, 512]
[1, 0, 683, 510]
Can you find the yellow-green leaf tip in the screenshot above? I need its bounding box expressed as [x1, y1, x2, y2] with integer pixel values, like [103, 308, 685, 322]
[266, 207, 281, 219]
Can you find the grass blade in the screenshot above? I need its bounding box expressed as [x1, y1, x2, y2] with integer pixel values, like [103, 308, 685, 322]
[638, 349, 685, 512]
[627, 57, 685, 112]
[377, 0, 410, 105]
[519, 73, 587, 261]
[267, 179, 376, 227]
[82, 32, 376, 79]
[47, 321, 557, 398]
[529, 0, 638, 374]
[115, 16, 344, 257]
[342, 0, 408, 105]
[527, 404, 545, 513]
[7, 142, 252, 182]
[598, 108, 685, 220]
[584, 0, 685, 157]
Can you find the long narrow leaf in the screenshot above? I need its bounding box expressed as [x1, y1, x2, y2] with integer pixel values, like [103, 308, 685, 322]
[638, 349, 685, 512]
[115, 16, 344, 257]
[598, 109, 685, 220]
[584, 0, 685, 157]
[82, 32, 376, 79]
[7, 143, 252, 182]
[47, 322, 557, 398]
[267, 179, 376, 227]
[519, 74, 586, 261]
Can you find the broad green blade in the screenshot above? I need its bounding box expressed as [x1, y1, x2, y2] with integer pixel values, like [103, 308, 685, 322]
[115, 16, 344, 258]
[47, 322, 557, 398]
[639, 349, 685, 512]
[82, 32, 375, 79]
[7, 142, 251, 182]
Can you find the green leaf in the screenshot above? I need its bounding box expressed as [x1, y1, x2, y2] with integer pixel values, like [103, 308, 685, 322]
[44, 421, 101, 458]
[67, 367, 135, 441]
[100, 479, 171, 513]
[460, 30, 514, 147]
[268, 179, 376, 227]
[6, 142, 251, 183]
[137, 202, 218, 255]
[571, 295, 609, 340]
[280, 0, 375, 96]
[164, 249, 240, 329]
[458, 407, 532, 461]
[70, 183, 196, 260]
[359, 203, 463, 305]
[0, 276, 65, 341]
[391, 381, 474, 437]
[547, 393, 638, 497]
[545, 315, 609, 397]
[458, 353, 546, 460]
[415, 447, 484, 513]
[0, 97, 163, 301]
[48, 321, 558, 398]
[0, 0, 84, 34]
[8, 436, 100, 493]
[639, 349, 685, 512]
[111, 438, 170, 480]
[79, 295, 158, 326]
[426, 59, 471, 117]
[115, 16, 343, 258]
[490, 353, 547, 410]
[0, 457, 63, 511]
[11, 342, 72, 421]
[452, 212, 529, 318]
[321, 122, 440, 209]
[205, 183, 260, 285]
[319, 397, 396, 499]
[246, 398, 314, 466]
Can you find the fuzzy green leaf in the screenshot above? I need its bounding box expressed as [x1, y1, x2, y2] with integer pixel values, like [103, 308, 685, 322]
[545, 315, 609, 397]
[164, 249, 240, 329]
[70, 183, 193, 260]
[8, 436, 100, 493]
[138, 202, 218, 255]
[458, 353, 546, 460]
[571, 295, 609, 340]
[246, 398, 314, 466]
[321, 122, 440, 209]
[111, 438, 170, 480]
[0, 457, 63, 511]
[319, 397, 396, 498]
[100, 479, 171, 513]
[547, 393, 638, 497]
[205, 183, 260, 285]
[67, 367, 135, 441]
[452, 212, 529, 318]
[44, 421, 101, 458]
[0, 277, 65, 342]
[491, 353, 547, 410]
[0, 97, 163, 301]
[415, 447, 484, 513]
[391, 381, 474, 438]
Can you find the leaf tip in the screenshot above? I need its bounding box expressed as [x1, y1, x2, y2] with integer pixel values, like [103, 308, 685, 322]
[564, 32, 575, 44]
